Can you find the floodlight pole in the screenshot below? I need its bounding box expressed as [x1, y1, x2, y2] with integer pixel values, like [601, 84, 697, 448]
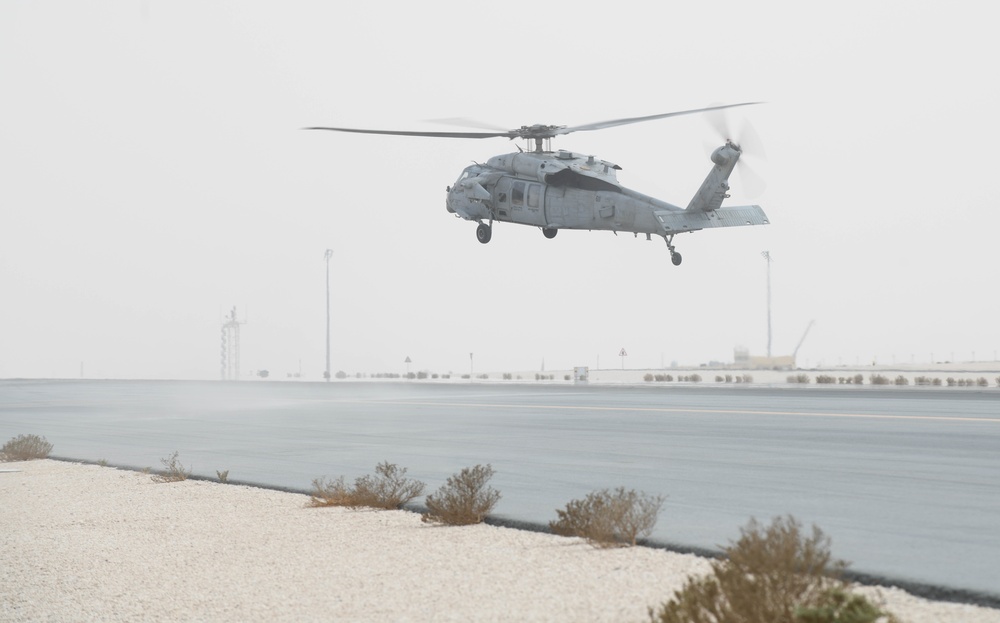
[762, 251, 772, 358]
[324, 249, 333, 381]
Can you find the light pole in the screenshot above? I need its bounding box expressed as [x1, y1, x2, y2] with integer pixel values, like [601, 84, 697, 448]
[324, 249, 333, 381]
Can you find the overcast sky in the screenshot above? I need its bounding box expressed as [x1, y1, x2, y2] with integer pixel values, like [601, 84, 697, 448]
[2, 1, 998, 380]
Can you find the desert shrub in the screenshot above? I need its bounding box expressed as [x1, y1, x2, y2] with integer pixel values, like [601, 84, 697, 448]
[645, 373, 655, 382]
[97, 459, 108, 467]
[423, 464, 501, 525]
[309, 475, 353, 507]
[794, 586, 898, 623]
[996, 376, 1000, 387]
[893, 375, 909, 386]
[550, 487, 664, 547]
[977, 377, 989, 387]
[946, 377, 956, 387]
[649, 515, 859, 623]
[216, 469, 229, 483]
[151, 451, 191, 483]
[869, 374, 889, 385]
[914, 376, 931, 386]
[815, 375, 837, 384]
[309, 462, 424, 509]
[690, 374, 702, 383]
[504, 373, 513, 380]
[742, 374, 753, 383]
[932, 378, 942, 386]
[1, 434, 53, 461]
[725, 375, 733, 383]
[852, 374, 863, 385]
[352, 461, 425, 509]
[787, 374, 810, 384]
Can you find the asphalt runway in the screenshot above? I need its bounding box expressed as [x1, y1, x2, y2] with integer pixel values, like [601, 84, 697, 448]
[2, 379, 998, 598]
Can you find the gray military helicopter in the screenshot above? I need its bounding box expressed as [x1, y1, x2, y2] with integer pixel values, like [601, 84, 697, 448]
[308, 103, 768, 266]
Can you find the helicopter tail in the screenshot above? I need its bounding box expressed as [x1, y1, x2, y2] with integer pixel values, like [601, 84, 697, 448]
[685, 142, 743, 213]
[656, 205, 769, 234]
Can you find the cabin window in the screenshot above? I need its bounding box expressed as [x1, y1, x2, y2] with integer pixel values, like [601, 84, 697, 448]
[512, 181, 525, 206]
[527, 184, 540, 208]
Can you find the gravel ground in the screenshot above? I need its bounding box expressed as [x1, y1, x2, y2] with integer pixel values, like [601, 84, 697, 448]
[2, 460, 998, 623]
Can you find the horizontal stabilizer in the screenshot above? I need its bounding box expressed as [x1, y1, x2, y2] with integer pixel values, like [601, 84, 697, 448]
[654, 205, 769, 233]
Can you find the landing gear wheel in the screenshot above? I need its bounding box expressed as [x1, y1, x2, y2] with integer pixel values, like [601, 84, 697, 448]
[664, 234, 681, 266]
[476, 223, 492, 244]
[542, 228, 558, 239]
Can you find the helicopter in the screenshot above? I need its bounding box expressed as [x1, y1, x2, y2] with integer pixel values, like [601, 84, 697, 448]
[307, 103, 768, 266]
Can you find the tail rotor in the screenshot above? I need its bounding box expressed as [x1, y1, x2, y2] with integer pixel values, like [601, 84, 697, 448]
[705, 106, 767, 199]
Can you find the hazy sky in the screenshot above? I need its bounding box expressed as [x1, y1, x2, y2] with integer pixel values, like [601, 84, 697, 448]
[2, 1, 998, 379]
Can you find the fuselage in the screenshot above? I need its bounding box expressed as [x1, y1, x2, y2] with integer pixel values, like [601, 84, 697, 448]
[446, 150, 683, 235]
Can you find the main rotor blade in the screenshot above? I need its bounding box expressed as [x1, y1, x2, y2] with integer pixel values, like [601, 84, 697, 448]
[426, 117, 510, 132]
[304, 126, 510, 139]
[557, 102, 762, 136]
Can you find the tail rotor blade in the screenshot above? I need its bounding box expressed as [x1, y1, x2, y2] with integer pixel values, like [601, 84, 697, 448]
[737, 159, 767, 199]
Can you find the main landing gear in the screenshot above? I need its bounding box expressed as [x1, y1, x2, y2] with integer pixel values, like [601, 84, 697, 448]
[476, 222, 492, 244]
[665, 234, 682, 266]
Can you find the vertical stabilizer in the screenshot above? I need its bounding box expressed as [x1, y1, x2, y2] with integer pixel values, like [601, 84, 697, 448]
[686, 142, 742, 212]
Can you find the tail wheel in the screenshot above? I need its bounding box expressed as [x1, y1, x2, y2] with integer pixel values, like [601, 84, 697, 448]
[542, 228, 558, 239]
[476, 223, 492, 244]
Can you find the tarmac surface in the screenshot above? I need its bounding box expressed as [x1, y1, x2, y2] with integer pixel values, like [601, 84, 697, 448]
[2, 378, 998, 599]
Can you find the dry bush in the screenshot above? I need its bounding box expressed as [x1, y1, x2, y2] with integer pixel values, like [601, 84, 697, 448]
[422, 464, 501, 525]
[649, 515, 897, 623]
[1, 434, 53, 461]
[550, 487, 665, 547]
[216, 469, 229, 483]
[352, 461, 425, 509]
[151, 451, 191, 483]
[309, 475, 353, 507]
[794, 586, 899, 623]
[309, 462, 424, 509]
